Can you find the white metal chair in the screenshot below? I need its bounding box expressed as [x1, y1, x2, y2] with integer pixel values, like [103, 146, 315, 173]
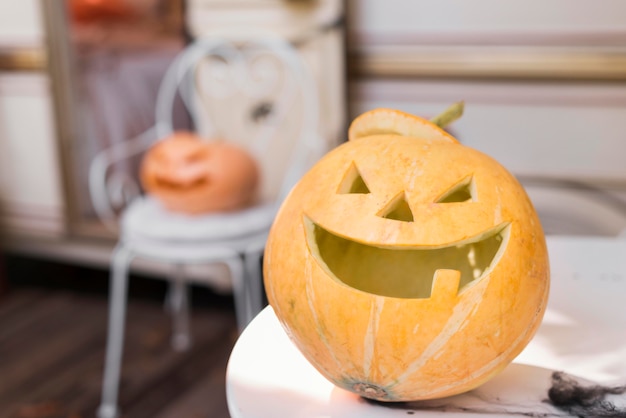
[89, 36, 324, 418]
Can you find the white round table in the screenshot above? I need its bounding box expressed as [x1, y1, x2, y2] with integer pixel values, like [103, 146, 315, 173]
[226, 238, 626, 417]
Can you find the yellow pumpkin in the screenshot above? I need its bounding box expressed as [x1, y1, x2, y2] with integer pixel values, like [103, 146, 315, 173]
[140, 131, 259, 214]
[263, 108, 549, 402]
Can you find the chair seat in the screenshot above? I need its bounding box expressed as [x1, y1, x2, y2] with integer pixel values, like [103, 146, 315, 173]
[121, 196, 278, 244]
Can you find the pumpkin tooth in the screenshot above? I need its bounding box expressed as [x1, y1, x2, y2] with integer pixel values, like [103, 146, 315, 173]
[431, 269, 461, 302]
[305, 216, 510, 299]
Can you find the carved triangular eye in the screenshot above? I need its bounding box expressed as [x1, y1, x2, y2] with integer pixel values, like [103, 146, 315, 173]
[436, 176, 475, 203]
[379, 192, 414, 222]
[338, 162, 371, 194]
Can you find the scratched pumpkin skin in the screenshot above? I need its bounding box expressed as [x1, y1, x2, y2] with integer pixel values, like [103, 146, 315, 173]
[263, 109, 550, 402]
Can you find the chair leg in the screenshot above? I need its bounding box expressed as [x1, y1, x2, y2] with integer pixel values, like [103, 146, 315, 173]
[97, 245, 134, 418]
[223, 256, 247, 332]
[169, 264, 191, 351]
[244, 250, 265, 321]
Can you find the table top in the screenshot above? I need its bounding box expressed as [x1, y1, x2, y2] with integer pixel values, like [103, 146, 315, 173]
[226, 236, 626, 418]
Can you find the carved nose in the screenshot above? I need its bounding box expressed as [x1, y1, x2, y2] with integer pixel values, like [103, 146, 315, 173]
[378, 192, 414, 222]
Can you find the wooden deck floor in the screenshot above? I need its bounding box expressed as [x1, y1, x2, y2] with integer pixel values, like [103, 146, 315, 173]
[0, 255, 240, 418]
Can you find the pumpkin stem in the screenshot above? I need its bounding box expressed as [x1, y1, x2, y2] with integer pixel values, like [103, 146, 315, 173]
[430, 101, 465, 129]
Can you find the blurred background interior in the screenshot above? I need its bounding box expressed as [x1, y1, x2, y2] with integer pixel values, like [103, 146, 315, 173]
[1, 0, 626, 417]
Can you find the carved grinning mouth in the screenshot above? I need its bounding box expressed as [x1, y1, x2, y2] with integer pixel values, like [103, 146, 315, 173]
[305, 216, 510, 299]
[154, 176, 209, 190]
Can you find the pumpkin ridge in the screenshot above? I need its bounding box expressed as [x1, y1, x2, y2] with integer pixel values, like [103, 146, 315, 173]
[388, 276, 489, 390]
[409, 287, 548, 399]
[303, 254, 345, 373]
[362, 296, 384, 379]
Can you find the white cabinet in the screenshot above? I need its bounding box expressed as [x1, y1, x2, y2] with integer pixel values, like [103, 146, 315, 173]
[0, 0, 66, 239]
[348, 0, 626, 36]
[0, 73, 66, 237]
[351, 79, 626, 183]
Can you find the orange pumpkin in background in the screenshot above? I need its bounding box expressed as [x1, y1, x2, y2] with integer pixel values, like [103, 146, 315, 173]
[140, 131, 259, 214]
[69, 0, 138, 23]
[263, 107, 550, 402]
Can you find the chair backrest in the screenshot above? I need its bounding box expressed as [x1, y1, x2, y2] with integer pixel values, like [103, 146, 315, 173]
[90, 36, 326, 232]
[153, 36, 324, 203]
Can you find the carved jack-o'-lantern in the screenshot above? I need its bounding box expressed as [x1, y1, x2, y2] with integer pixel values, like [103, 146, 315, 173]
[263, 108, 549, 402]
[140, 131, 259, 214]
